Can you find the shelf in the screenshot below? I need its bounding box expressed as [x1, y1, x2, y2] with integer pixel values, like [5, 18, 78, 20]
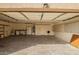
[0, 27, 4, 28]
[0, 24, 9, 38]
[0, 25, 5, 38]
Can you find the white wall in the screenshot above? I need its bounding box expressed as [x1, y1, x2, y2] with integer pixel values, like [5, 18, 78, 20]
[0, 21, 54, 37]
[54, 22, 79, 42]
[11, 23, 32, 35]
[36, 24, 54, 35]
[12, 23, 27, 30]
[12, 23, 54, 35]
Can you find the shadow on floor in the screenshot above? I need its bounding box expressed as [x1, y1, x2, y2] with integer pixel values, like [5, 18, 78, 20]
[0, 35, 68, 55]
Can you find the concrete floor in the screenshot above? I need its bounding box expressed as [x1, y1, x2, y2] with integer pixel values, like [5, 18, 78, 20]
[0, 35, 79, 55]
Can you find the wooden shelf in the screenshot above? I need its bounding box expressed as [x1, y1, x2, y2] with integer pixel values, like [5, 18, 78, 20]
[0, 24, 9, 38]
[0, 27, 4, 28]
[0, 31, 4, 32]
[0, 24, 5, 38]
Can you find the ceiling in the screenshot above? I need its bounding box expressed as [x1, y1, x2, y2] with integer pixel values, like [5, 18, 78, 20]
[0, 12, 79, 24]
[0, 3, 79, 24]
[0, 3, 79, 9]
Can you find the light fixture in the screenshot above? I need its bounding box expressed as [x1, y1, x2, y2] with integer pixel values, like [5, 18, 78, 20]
[43, 3, 49, 8]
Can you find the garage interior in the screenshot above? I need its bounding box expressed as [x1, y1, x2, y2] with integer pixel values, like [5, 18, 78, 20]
[0, 3, 79, 55]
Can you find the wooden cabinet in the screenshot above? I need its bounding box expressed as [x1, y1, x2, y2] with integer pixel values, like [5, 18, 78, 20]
[0, 25, 4, 38]
[0, 24, 9, 38]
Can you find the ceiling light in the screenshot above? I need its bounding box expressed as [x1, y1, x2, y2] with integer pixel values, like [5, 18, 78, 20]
[43, 3, 49, 8]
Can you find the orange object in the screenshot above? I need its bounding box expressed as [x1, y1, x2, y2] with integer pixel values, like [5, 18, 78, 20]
[70, 34, 79, 48]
